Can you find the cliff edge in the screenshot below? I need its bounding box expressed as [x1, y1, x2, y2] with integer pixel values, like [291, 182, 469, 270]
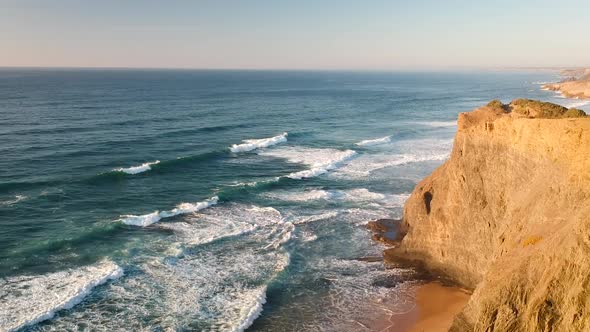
[387, 100, 590, 331]
[542, 69, 590, 99]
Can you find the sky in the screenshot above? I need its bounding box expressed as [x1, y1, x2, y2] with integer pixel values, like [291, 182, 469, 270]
[1, 0, 589, 70]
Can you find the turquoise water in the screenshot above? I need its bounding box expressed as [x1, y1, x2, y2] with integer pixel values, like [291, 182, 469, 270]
[0, 69, 585, 331]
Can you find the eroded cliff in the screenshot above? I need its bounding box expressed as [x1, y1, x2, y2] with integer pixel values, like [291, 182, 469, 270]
[387, 100, 590, 331]
[542, 69, 590, 99]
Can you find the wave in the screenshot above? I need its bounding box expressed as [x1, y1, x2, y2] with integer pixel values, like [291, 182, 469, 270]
[290, 211, 340, 225]
[259, 146, 357, 179]
[158, 204, 285, 251]
[563, 99, 590, 109]
[266, 189, 334, 202]
[41, 204, 290, 331]
[113, 160, 160, 175]
[0, 195, 28, 206]
[333, 138, 453, 179]
[355, 136, 391, 146]
[232, 286, 268, 332]
[411, 121, 457, 127]
[266, 189, 410, 208]
[334, 152, 449, 178]
[119, 196, 218, 227]
[0, 260, 123, 332]
[230, 132, 288, 153]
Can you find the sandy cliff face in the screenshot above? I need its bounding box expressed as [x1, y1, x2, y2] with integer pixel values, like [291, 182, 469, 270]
[542, 69, 590, 99]
[388, 101, 590, 331]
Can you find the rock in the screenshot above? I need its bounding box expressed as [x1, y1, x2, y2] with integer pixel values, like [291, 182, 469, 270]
[389, 100, 590, 331]
[542, 69, 590, 99]
[366, 219, 402, 246]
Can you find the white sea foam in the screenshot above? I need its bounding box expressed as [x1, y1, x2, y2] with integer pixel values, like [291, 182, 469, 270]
[412, 120, 457, 127]
[355, 135, 391, 146]
[36, 204, 291, 331]
[297, 230, 318, 243]
[157, 204, 283, 247]
[265, 189, 334, 202]
[563, 99, 590, 109]
[333, 138, 453, 179]
[229, 132, 288, 153]
[114, 160, 160, 174]
[0, 260, 123, 332]
[290, 211, 340, 225]
[305, 257, 415, 330]
[266, 188, 407, 207]
[0, 195, 28, 206]
[231, 286, 268, 332]
[264, 222, 294, 250]
[119, 196, 218, 227]
[259, 146, 357, 179]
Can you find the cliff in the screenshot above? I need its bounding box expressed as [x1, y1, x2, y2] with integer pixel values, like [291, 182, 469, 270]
[542, 69, 590, 99]
[387, 100, 590, 331]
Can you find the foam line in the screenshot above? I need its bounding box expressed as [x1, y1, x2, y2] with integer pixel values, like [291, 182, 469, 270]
[114, 160, 160, 175]
[0, 260, 123, 332]
[120, 196, 218, 227]
[355, 136, 391, 146]
[230, 133, 288, 153]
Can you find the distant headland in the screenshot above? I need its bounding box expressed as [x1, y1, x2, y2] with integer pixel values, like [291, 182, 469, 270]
[542, 68, 590, 99]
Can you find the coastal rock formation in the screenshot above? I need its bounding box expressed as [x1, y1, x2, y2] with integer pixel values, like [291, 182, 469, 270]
[542, 69, 590, 99]
[387, 100, 590, 331]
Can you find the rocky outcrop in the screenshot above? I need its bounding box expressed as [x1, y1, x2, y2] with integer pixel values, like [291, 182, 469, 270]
[387, 100, 590, 331]
[542, 69, 590, 99]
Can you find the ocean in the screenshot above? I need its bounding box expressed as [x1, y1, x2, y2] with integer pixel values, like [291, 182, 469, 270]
[0, 69, 586, 331]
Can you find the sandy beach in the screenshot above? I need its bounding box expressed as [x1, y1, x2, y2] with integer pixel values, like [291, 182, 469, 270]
[382, 282, 471, 332]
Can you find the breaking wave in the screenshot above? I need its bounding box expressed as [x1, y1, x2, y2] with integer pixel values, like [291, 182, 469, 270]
[119, 196, 219, 227]
[0, 260, 123, 332]
[564, 99, 590, 109]
[333, 138, 453, 178]
[113, 160, 160, 175]
[411, 121, 457, 127]
[230, 132, 288, 153]
[0, 195, 28, 206]
[259, 146, 357, 179]
[355, 136, 391, 146]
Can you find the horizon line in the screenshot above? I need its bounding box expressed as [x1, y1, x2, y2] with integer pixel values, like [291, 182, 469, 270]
[0, 65, 582, 72]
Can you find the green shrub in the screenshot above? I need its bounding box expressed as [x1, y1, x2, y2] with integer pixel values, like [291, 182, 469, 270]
[563, 108, 587, 118]
[487, 99, 504, 109]
[511, 99, 586, 118]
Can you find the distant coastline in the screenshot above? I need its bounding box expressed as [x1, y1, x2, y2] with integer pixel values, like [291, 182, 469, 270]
[542, 67, 590, 99]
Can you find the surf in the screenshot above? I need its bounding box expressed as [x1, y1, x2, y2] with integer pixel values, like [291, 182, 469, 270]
[113, 160, 160, 175]
[0, 260, 123, 332]
[230, 132, 288, 153]
[119, 196, 219, 227]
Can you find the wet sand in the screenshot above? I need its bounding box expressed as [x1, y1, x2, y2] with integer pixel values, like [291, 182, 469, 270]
[382, 282, 471, 332]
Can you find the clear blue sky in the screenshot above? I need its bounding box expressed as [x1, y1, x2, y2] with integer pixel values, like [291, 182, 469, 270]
[1, 0, 589, 69]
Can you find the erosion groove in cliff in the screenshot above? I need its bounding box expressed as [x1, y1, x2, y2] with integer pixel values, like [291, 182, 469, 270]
[389, 100, 590, 331]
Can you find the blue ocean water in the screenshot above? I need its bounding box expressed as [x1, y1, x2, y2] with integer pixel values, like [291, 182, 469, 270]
[0, 69, 586, 331]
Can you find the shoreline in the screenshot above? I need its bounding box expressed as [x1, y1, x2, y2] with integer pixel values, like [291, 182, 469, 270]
[365, 219, 471, 331]
[403, 282, 470, 332]
[367, 281, 470, 332]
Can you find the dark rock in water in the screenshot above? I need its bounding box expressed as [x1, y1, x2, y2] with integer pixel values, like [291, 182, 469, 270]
[366, 219, 401, 246]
